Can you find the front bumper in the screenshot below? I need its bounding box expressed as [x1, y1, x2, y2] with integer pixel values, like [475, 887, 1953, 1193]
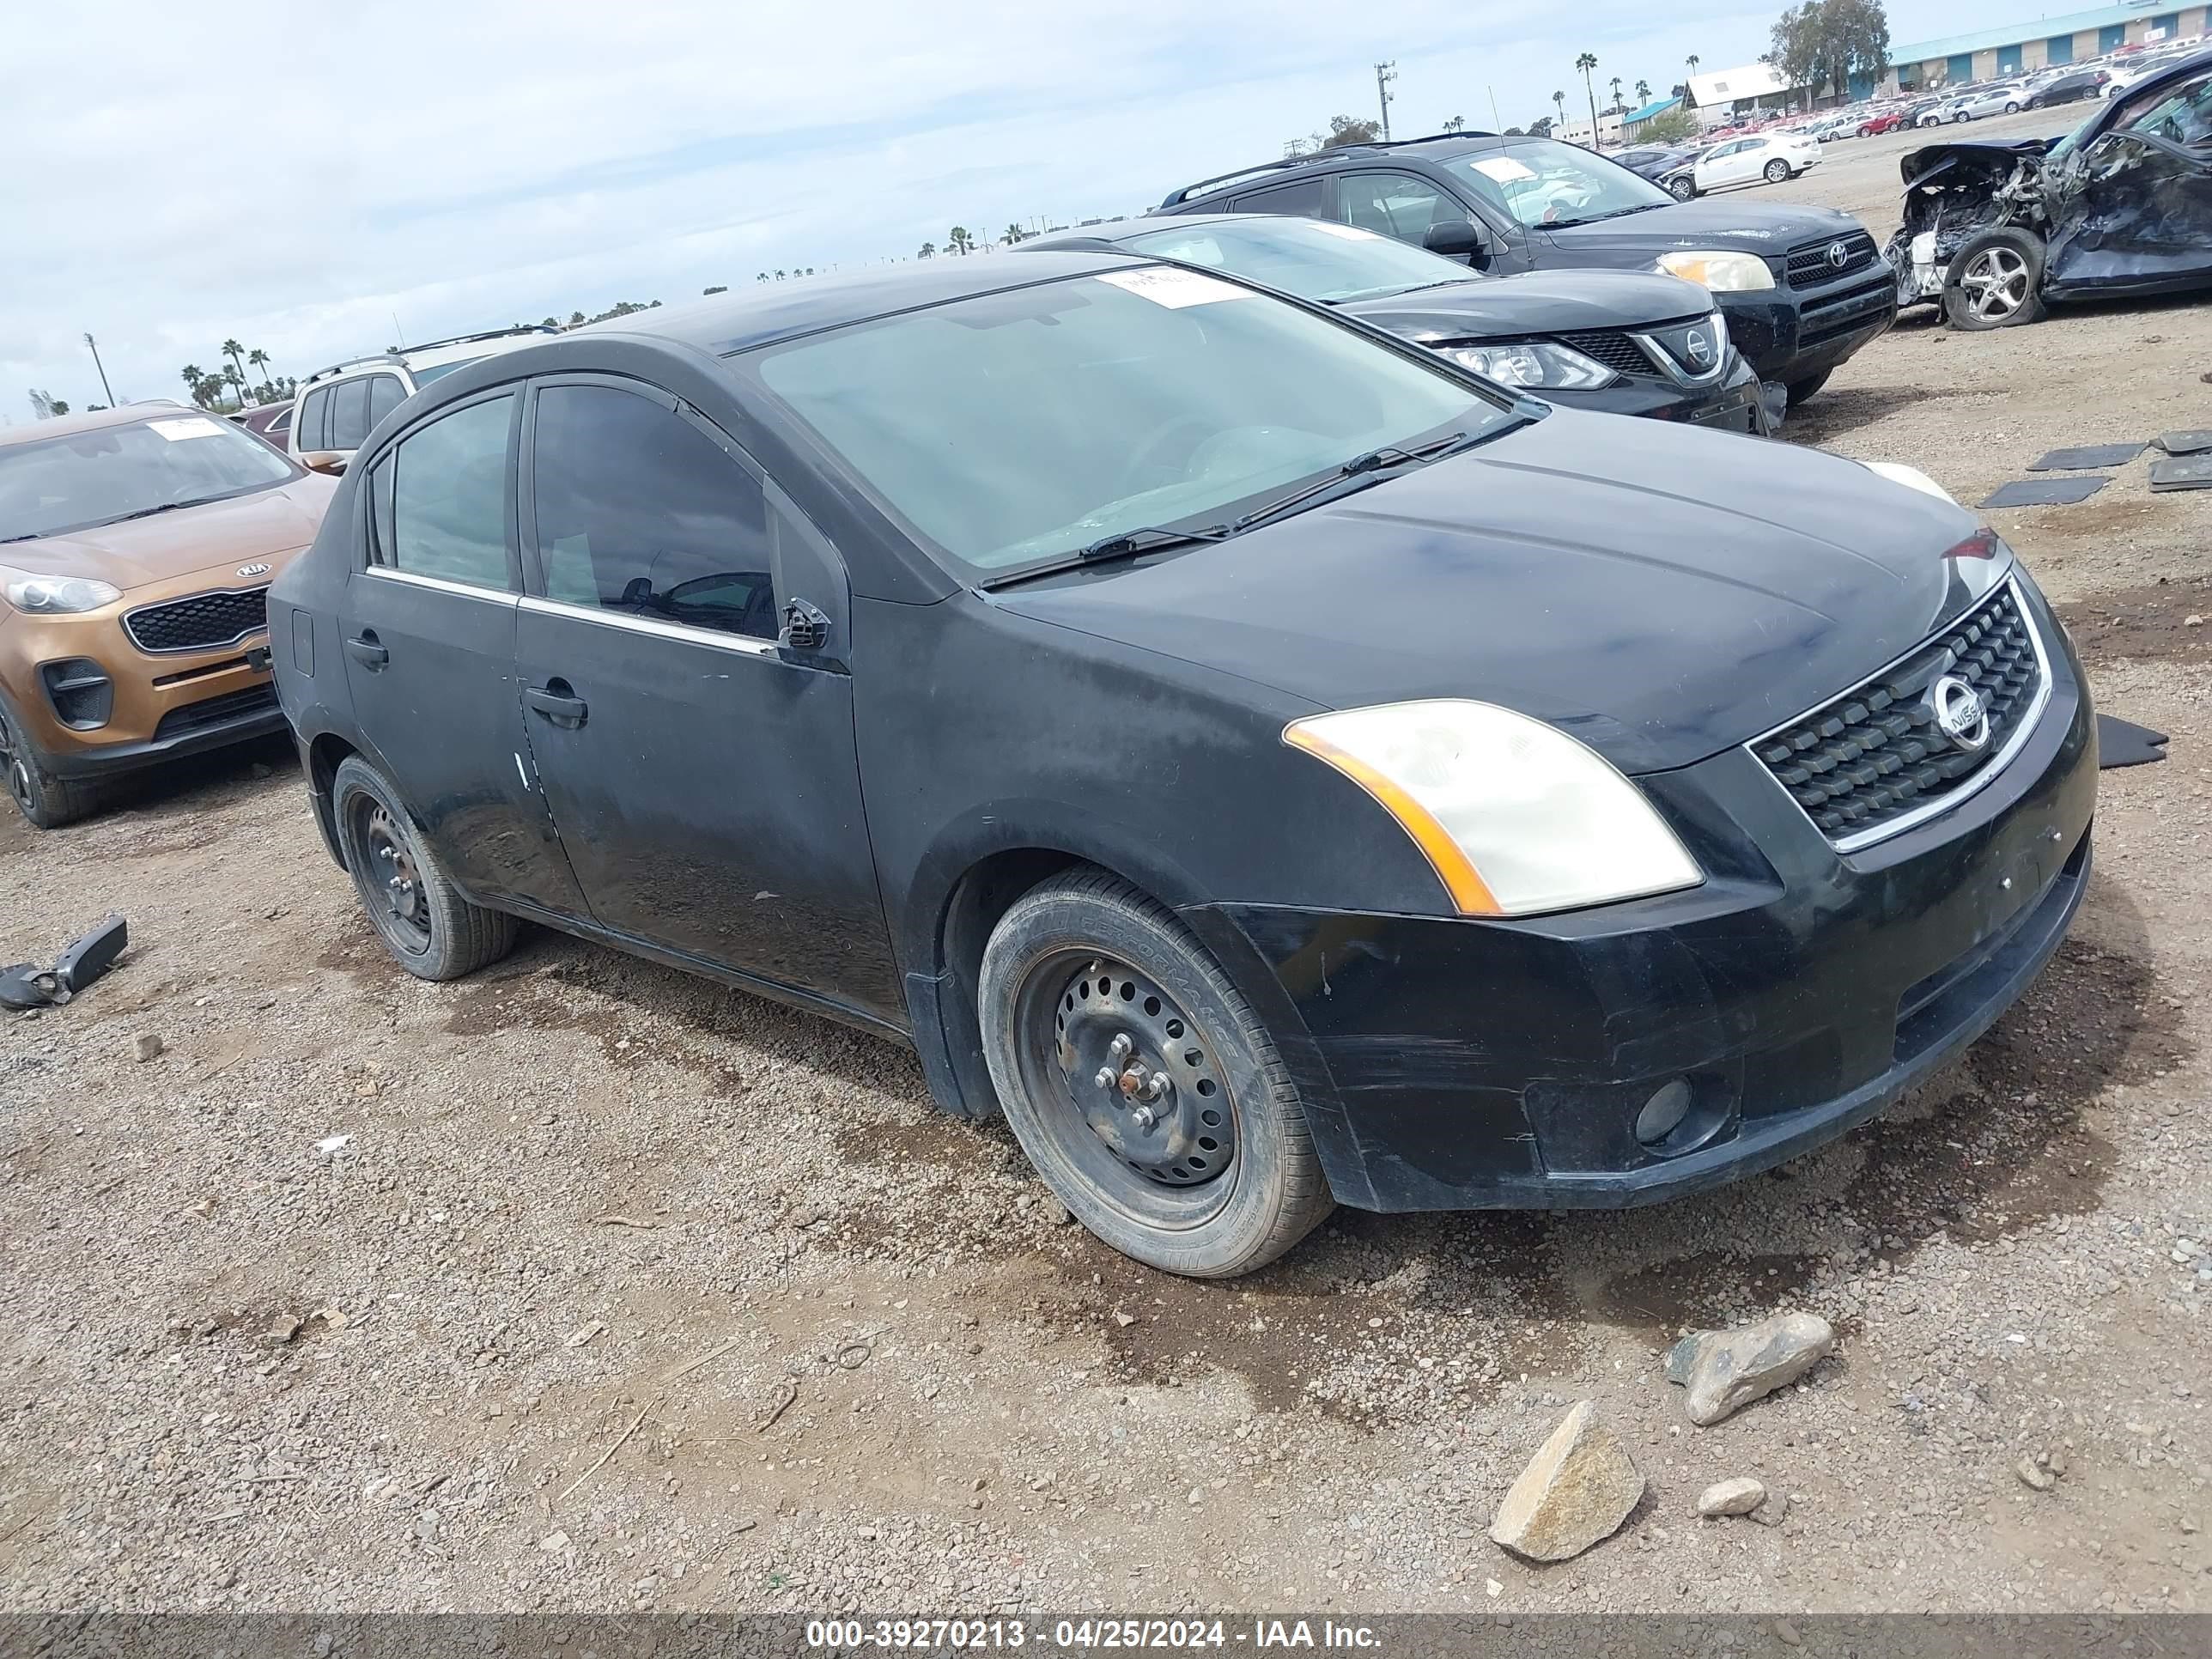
[1553, 356, 1763, 432]
[1718, 271, 1897, 384]
[1200, 582, 2097, 1213]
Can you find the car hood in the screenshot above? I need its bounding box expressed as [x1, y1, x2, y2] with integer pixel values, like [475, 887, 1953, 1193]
[1899, 138, 2051, 187]
[0, 477, 336, 592]
[1536, 197, 1869, 263]
[1338, 270, 1715, 341]
[991, 410, 1993, 775]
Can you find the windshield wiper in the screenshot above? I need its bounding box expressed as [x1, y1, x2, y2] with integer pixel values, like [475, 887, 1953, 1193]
[107, 497, 222, 524]
[1228, 431, 1478, 536]
[1548, 204, 1668, 228]
[978, 523, 1231, 591]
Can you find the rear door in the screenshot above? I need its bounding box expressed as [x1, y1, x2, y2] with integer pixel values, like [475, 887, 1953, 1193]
[339, 386, 588, 916]
[510, 374, 901, 1020]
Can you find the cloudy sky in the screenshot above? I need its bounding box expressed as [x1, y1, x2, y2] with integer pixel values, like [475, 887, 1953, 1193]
[7, 0, 2031, 413]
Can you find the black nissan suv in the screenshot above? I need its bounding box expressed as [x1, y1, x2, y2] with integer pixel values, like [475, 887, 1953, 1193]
[1158, 131, 1896, 404]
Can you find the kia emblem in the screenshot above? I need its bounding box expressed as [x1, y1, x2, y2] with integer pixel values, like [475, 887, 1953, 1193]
[237, 562, 271, 578]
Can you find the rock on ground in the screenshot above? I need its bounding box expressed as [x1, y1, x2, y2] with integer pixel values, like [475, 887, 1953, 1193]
[1487, 1400, 1645, 1563]
[1667, 1311, 1835, 1426]
[1697, 1477, 1767, 1517]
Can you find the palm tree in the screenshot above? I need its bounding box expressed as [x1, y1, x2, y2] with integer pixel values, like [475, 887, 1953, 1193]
[1552, 88, 1566, 130]
[1610, 76, 1623, 111]
[220, 337, 247, 391]
[757, 271, 769, 283]
[1002, 222, 1027, 245]
[1636, 78, 1651, 104]
[775, 269, 787, 280]
[180, 364, 204, 405]
[917, 241, 936, 259]
[947, 226, 974, 256]
[1442, 114, 1466, 132]
[246, 347, 271, 394]
[1576, 52, 1601, 143]
[1686, 53, 1700, 77]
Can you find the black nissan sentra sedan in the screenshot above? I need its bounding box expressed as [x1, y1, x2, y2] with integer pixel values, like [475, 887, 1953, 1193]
[270, 252, 2095, 1279]
[1022, 214, 1764, 431]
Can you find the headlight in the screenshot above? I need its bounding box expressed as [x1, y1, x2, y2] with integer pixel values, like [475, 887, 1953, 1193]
[1283, 699, 1703, 917]
[1863, 461, 1954, 503]
[0, 566, 124, 615]
[1654, 250, 1778, 291]
[1437, 340, 1615, 391]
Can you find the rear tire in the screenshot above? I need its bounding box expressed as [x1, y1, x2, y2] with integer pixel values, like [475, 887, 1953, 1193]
[1667, 175, 1696, 200]
[0, 695, 104, 830]
[331, 755, 517, 981]
[1942, 229, 2047, 330]
[1764, 158, 1791, 183]
[977, 868, 1333, 1278]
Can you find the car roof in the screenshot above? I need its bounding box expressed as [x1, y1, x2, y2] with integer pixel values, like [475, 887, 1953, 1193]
[575, 250, 1142, 356]
[0, 401, 197, 450]
[1163, 133, 1537, 209]
[1026, 212, 1253, 249]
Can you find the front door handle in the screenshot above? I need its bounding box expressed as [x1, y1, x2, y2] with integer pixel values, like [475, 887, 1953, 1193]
[344, 630, 387, 670]
[525, 681, 587, 729]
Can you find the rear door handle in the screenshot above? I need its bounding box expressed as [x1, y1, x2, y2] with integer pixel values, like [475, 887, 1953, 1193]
[344, 630, 387, 670]
[525, 681, 587, 729]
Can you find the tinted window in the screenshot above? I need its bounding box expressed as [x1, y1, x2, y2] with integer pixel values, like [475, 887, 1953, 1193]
[1230, 177, 1329, 216]
[529, 384, 777, 640]
[1337, 172, 1459, 241]
[329, 377, 374, 449]
[270, 406, 294, 437]
[365, 374, 404, 428]
[297, 386, 331, 452]
[383, 395, 514, 589]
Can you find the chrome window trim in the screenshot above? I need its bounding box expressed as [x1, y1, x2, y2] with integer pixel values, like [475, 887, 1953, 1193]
[516, 593, 781, 657]
[1747, 575, 2053, 855]
[360, 565, 514, 602]
[121, 583, 271, 655]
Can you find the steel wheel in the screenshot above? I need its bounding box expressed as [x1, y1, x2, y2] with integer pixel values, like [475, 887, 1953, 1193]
[1957, 246, 2031, 322]
[349, 796, 433, 955]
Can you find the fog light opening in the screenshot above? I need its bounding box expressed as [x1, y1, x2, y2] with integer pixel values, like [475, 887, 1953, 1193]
[1635, 1079, 1695, 1149]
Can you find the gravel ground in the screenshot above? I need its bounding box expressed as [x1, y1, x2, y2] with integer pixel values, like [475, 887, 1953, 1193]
[3, 119, 2210, 1613]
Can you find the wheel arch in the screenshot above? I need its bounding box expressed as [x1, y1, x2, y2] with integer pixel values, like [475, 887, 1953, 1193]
[304, 729, 360, 869]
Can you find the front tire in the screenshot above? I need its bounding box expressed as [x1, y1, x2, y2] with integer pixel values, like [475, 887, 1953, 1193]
[0, 694, 103, 830]
[1667, 175, 1695, 200]
[1764, 158, 1791, 183]
[978, 869, 1333, 1278]
[331, 755, 517, 980]
[1943, 229, 2047, 329]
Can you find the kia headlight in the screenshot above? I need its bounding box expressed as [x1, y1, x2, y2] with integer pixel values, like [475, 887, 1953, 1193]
[1437, 340, 1615, 391]
[1, 566, 124, 615]
[1654, 250, 1778, 292]
[1284, 700, 1703, 917]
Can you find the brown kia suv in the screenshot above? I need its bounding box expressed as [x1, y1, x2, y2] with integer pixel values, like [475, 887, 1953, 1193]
[0, 404, 337, 828]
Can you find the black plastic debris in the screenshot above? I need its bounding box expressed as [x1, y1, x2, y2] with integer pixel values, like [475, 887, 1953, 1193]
[2149, 455, 2212, 492]
[2154, 431, 2212, 456]
[2027, 443, 2144, 471]
[0, 915, 128, 1010]
[2098, 715, 2170, 769]
[1980, 477, 2107, 508]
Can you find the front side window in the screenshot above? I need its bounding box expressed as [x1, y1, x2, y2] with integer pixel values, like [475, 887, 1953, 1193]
[2117, 69, 2212, 144]
[747, 270, 1508, 578]
[1121, 216, 1474, 303]
[1338, 172, 1459, 241]
[1447, 139, 1674, 227]
[0, 414, 299, 543]
[296, 386, 332, 453]
[328, 377, 374, 450]
[527, 384, 777, 640]
[380, 394, 514, 589]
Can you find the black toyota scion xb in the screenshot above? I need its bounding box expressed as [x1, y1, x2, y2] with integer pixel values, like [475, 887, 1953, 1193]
[271, 253, 2094, 1279]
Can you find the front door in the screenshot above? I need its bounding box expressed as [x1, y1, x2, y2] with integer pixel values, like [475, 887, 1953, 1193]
[339, 387, 587, 916]
[2051, 65, 2212, 290]
[1335, 168, 1527, 271]
[510, 376, 902, 1023]
[1698, 140, 1751, 189]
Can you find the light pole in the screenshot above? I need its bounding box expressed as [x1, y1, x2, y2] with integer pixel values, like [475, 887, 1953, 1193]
[1375, 61, 1397, 141]
[83, 333, 114, 407]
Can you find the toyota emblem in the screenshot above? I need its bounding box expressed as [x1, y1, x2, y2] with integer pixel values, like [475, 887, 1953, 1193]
[1826, 239, 1851, 269]
[1927, 675, 1990, 754]
[236, 562, 271, 577]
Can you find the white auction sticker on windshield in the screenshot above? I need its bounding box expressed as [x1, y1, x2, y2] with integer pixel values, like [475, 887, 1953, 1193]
[1469, 155, 1538, 184]
[1310, 222, 1383, 240]
[149, 416, 225, 441]
[1094, 268, 1252, 307]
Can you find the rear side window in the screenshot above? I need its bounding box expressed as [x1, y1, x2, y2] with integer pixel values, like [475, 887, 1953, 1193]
[328, 378, 374, 450]
[296, 386, 332, 452]
[378, 394, 514, 590]
[1230, 177, 1329, 216]
[270, 407, 294, 438]
[365, 374, 405, 429]
[527, 384, 777, 640]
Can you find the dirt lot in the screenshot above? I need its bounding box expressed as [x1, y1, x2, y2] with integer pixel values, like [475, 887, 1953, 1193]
[4, 113, 2211, 1614]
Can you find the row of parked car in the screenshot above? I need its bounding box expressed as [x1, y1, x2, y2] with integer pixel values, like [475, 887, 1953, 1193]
[0, 109, 2121, 1275]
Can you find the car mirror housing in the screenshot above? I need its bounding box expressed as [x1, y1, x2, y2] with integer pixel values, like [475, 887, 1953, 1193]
[1422, 218, 1491, 264]
[301, 451, 349, 477]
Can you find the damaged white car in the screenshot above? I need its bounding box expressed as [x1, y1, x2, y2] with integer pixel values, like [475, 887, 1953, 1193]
[1886, 46, 2212, 329]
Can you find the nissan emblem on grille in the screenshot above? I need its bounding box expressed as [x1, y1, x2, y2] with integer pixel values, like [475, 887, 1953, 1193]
[1927, 676, 1990, 753]
[1684, 325, 1715, 368]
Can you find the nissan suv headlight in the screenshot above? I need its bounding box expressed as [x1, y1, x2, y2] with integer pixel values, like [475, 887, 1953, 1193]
[1284, 700, 1703, 917]
[1654, 251, 1778, 292]
[1, 566, 124, 615]
[1437, 340, 1616, 391]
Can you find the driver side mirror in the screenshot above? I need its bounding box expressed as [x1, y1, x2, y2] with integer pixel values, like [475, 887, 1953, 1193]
[1422, 217, 1492, 267]
[301, 450, 349, 477]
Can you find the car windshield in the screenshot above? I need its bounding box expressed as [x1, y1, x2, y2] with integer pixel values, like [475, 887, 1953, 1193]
[1443, 139, 1674, 228]
[1115, 216, 1479, 303]
[746, 269, 1511, 576]
[0, 414, 297, 543]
